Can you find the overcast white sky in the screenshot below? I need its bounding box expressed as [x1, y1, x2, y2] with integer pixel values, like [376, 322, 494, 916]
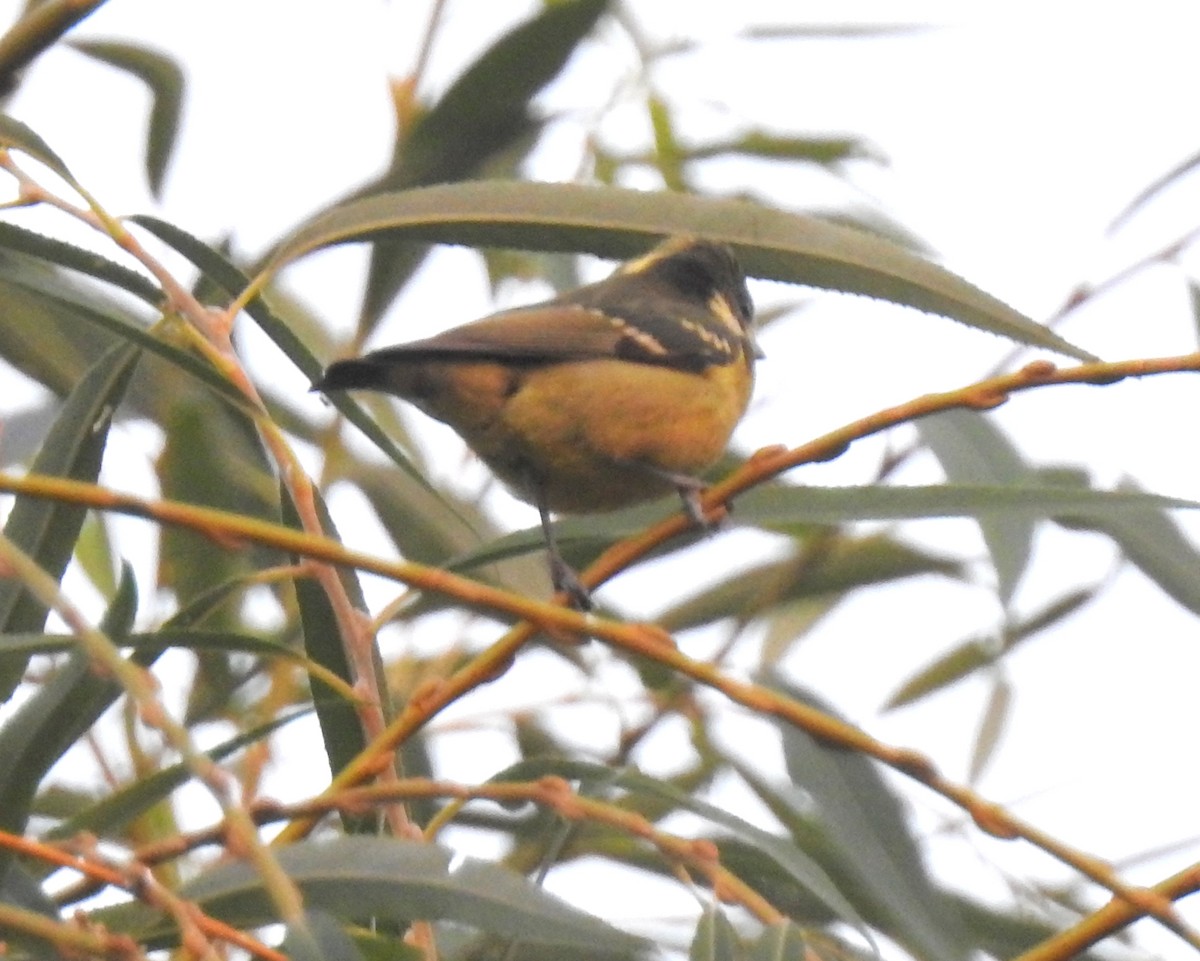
[3, 1, 1199, 955]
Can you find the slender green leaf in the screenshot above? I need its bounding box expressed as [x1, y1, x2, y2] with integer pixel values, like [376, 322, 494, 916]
[649, 95, 686, 191]
[0, 268, 132, 395]
[743, 23, 934, 40]
[73, 513, 118, 598]
[69, 40, 182, 197]
[156, 397, 277, 619]
[884, 639, 994, 711]
[919, 410, 1035, 604]
[689, 907, 740, 961]
[657, 534, 961, 633]
[968, 677, 1011, 785]
[765, 677, 968, 961]
[1190, 280, 1200, 346]
[948, 891, 1113, 961]
[0, 563, 136, 841]
[0, 247, 249, 412]
[350, 930, 424, 961]
[1108, 146, 1200, 232]
[262, 180, 1096, 360]
[349, 461, 489, 566]
[0, 342, 139, 701]
[129, 216, 322, 376]
[689, 132, 882, 166]
[394, 0, 607, 189]
[280, 909, 367, 961]
[883, 585, 1099, 709]
[489, 758, 866, 942]
[43, 709, 309, 843]
[0, 627, 310, 660]
[732, 482, 1200, 524]
[0, 0, 106, 96]
[104, 836, 647, 957]
[0, 221, 160, 303]
[354, 0, 609, 330]
[281, 481, 377, 820]
[446, 498, 679, 573]
[0, 861, 61, 961]
[0, 113, 76, 185]
[1057, 479, 1200, 617]
[748, 921, 806, 961]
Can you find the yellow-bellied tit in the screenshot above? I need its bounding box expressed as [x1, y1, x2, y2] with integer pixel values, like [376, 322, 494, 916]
[315, 236, 760, 608]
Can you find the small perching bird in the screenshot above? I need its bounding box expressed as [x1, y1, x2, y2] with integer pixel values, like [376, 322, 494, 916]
[316, 236, 760, 607]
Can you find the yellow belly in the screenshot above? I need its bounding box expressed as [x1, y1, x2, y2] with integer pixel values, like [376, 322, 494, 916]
[424, 357, 753, 513]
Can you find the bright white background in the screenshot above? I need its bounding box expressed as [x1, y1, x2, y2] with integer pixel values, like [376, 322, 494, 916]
[2, 1, 1199, 956]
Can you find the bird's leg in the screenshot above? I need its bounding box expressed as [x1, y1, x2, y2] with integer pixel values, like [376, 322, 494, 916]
[534, 487, 592, 610]
[611, 458, 714, 528]
[668, 473, 709, 528]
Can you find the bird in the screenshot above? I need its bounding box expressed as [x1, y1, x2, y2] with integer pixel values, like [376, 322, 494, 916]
[315, 235, 760, 608]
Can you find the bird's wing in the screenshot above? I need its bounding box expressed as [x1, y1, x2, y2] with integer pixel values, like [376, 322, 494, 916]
[368, 302, 738, 371]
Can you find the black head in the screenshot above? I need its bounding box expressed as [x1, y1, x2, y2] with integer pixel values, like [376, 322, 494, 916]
[621, 237, 754, 331]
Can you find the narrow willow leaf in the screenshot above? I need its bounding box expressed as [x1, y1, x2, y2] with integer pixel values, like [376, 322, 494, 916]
[732, 482, 1200, 525]
[489, 758, 866, 943]
[448, 499, 678, 573]
[262, 181, 1096, 361]
[0, 270, 129, 395]
[129, 214, 428, 487]
[657, 534, 960, 634]
[0, 0, 106, 96]
[280, 482, 376, 817]
[0, 342, 139, 702]
[765, 677, 968, 961]
[350, 461, 489, 566]
[648, 95, 686, 191]
[0, 249, 248, 412]
[394, 0, 607, 188]
[0, 862, 62, 961]
[883, 639, 994, 710]
[105, 837, 647, 957]
[0, 628, 315, 660]
[691, 132, 880, 166]
[967, 677, 1011, 785]
[1190, 281, 1200, 346]
[748, 921, 806, 961]
[69, 41, 183, 197]
[129, 215, 323, 377]
[18, 580, 285, 866]
[948, 890, 1114, 961]
[0, 861, 58, 919]
[354, 0, 609, 330]
[349, 930, 423, 961]
[279, 909, 366, 961]
[0, 563, 137, 841]
[1058, 480, 1200, 617]
[43, 709, 309, 843]
[156, 397, 277, 623]
[689, 907, 740, 961]
[743, 24, 934, 40]
[1108, 146, 1200, 232]
[0, 113, 77, 186]
[918, 410, 1034, 604]
[884, 585, 1097, 709]
[74, 513, 118, 599]
[0, 221, 160, 303]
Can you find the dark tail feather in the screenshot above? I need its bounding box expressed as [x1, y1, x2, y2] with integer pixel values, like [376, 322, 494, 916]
[312, 358, 392, 393]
